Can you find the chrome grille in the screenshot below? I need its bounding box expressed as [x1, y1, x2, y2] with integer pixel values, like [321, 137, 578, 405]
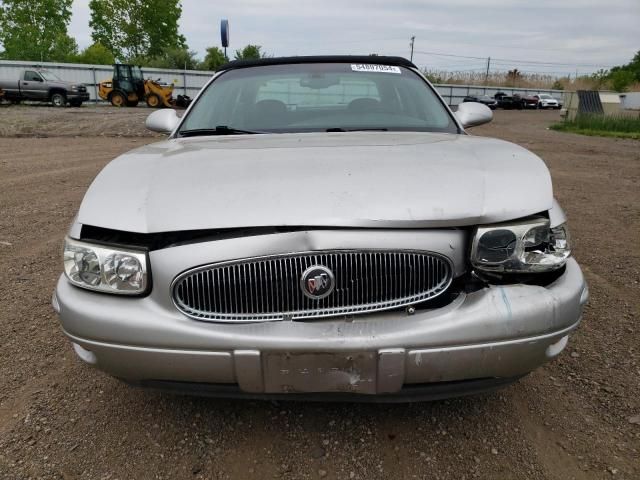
[172, 250, 453, 323]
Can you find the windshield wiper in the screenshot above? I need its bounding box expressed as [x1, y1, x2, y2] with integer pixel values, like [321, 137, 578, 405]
[179, 126, 263, 137]
[326, 127, 389, 132]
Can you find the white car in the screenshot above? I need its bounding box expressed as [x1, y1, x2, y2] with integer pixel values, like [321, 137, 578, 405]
[537, 94, 561, 110]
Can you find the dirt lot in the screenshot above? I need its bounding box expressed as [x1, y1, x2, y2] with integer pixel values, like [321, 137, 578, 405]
[0, 105, 638, 480]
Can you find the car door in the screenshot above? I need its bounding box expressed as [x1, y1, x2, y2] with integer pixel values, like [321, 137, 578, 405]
[20, 71, 46, 99]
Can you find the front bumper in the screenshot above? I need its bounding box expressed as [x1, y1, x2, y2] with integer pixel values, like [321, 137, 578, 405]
[67, 92, 90, 101]
[54, 257, 588, 398]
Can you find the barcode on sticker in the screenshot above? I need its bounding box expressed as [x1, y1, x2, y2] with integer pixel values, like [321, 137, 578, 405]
[351, 64, 401, 74]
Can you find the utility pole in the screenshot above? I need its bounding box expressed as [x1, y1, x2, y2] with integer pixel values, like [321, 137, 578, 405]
[484, 57, 491, 85]
[410, 36, 415, 62]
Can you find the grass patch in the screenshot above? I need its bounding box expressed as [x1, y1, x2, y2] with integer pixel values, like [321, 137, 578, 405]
[551, 113, 640, 140]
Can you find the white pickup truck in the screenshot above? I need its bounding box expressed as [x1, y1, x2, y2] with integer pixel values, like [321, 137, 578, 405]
[0, 69, 89, 107]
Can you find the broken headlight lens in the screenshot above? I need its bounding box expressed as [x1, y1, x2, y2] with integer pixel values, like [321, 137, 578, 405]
[471, 217, 571, 273]
[63, 237, 149, 295]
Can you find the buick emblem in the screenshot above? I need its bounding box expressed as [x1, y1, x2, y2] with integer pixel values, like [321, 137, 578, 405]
[300, 265, 335, 300]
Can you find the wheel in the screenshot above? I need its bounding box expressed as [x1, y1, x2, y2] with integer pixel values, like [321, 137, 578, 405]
[126, 99, 139, 107]
[51, 92, 66, 107]
[146, 93, 161, 108]
[110, 91, 126, 107]
[70, 100, 83, 107]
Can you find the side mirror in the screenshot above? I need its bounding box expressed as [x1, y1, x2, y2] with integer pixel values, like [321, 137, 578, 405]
[455, 102, 493, 128]
[145, 109, 179, 134]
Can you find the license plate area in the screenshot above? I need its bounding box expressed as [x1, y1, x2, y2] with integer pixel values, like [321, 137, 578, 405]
[263, 352, 377, 394]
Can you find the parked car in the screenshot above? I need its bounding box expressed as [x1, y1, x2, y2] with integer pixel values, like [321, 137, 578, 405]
[494, 92, 524, 110]
[462, 95, 497, 109]
[53, 56, 587, 401]
[522, 95, 540, 109]
[0, 69, 89, 107]
[537, 94, 562, 109]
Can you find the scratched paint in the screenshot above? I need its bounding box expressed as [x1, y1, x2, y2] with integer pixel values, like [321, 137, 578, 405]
[499, 287, 513, 320]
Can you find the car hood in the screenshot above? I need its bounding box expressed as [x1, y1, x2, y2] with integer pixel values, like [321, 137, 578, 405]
[48, 80, 77, 88]
[76, 132, 553, 233]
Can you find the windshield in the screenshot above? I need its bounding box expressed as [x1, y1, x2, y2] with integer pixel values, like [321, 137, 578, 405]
[39, 71, 61, 81]
[132, 67, 144, 80]
[539, 94, 552, 99]
[179, 63, 457, 135]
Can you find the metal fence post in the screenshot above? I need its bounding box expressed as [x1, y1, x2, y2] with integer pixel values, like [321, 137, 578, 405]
[91, 68, 98, 105]
[183, 69, 187, 96]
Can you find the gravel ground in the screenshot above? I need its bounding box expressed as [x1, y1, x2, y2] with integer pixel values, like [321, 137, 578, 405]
[0, 106, 638, 479]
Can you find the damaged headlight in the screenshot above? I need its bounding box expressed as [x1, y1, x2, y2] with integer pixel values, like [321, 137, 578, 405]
[471, 217, 571, 273]
[63, 238, 149, 295]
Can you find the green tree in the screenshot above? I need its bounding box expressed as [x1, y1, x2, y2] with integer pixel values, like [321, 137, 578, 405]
[199, 46, 227, 71]
[590, 69, 610, 89]
[610, 69, 635, 92]
[609, 50, 640, 83]
[89, 0, 186, 61]
[146, 47, 198, 70]
[234, 44, 266, 61]
[74, 42, 115, 65]
[48, 32, 78, 62]
[0, 0, 77, 61]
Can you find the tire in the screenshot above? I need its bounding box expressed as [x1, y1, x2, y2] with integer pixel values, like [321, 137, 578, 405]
[51, 92, 66, 107]
[70, 100, 83, 107]
[110, 91, 126, 107]
[126, 99, 139, 107]
[146, 93, 161, 108]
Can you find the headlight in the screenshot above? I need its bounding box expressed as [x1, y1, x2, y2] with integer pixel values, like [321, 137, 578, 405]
[71, 85, 79, 91]
[471, 217, 571, 273]
[63, 238, 149, 295]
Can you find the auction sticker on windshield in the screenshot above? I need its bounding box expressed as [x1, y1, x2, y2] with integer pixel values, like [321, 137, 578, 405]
[351, 64, 401, 74]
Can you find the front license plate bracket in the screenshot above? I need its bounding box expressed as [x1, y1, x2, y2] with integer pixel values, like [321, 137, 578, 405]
[262, 352, 377, 394]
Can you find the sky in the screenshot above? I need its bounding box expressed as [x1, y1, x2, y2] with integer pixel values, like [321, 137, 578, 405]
[69, 0, 639, 76]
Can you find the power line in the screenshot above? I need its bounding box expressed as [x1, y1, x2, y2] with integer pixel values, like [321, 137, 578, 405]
[414, 50, 487, 60]
[412, 49, 615, 68]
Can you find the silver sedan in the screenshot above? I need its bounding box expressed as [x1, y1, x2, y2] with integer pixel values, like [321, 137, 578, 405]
[53, 56, 588, 401]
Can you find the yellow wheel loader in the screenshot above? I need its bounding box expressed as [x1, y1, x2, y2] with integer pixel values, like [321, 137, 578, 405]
[98, 64, 191, 108]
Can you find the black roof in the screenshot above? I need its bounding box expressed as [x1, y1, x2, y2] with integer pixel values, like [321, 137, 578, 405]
[217, 55, 416, 72]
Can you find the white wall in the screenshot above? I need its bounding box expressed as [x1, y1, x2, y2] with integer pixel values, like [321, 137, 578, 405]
[620, 92, 640, 110]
